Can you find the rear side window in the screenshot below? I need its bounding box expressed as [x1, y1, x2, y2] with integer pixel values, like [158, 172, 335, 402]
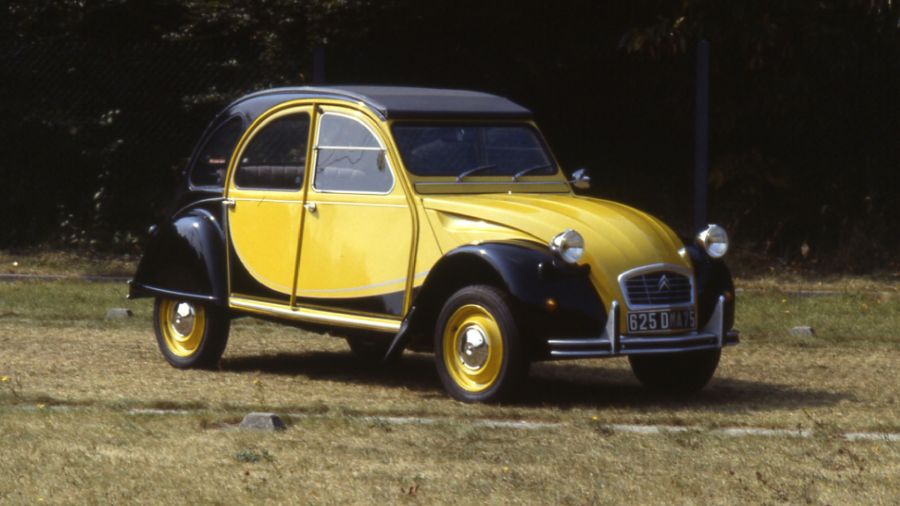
[235, 113, 310, 190]
[313, 114, 393, 193]
[190, 117, 243, 188]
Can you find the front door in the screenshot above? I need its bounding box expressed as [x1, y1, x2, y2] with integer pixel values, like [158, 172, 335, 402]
[294, 107, 413, 317]
[226, 107, 313, 303]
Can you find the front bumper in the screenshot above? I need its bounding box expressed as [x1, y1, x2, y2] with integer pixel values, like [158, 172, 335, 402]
[546, 295, 738, 358]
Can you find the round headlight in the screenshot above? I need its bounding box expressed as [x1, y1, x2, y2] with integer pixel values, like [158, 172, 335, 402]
[697, 224, 729, 259]
[549, 229, 585, 264]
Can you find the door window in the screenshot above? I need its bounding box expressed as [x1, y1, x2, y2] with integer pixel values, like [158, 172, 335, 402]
[234, 114, 310, 190]
[313, 114, 393, 193]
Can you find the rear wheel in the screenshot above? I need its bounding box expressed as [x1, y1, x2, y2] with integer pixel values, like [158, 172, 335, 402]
[434, 285, 528, 403]
[153, 297, 230, 369]
[628, 349, 720, 393]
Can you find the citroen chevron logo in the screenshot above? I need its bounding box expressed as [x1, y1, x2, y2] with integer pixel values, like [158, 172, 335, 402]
[657, 274, 671, 292]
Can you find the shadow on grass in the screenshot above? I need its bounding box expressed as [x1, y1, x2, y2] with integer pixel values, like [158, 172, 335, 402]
[219, 350, 852, 412]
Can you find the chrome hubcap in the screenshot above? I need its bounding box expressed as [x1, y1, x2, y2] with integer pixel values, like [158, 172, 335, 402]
[171, 302, 196, 338]
[458, 325, 489, 370]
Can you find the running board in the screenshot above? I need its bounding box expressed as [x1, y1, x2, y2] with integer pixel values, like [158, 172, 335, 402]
[229, 297, 402, 333]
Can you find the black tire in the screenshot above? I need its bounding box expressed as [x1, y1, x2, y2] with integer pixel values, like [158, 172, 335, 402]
[434, 285, 528, 403]
[628, 349, 721, 393]
[153, 297, 230, 369]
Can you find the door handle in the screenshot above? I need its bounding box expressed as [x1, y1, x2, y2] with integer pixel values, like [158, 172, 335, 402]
[223, 199, 235, 209]
[304, 202, 317, 213]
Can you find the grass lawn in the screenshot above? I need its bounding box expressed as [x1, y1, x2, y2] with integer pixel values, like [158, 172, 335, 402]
[0, 269, 898, 503]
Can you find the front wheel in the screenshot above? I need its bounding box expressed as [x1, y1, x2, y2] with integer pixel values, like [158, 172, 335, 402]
[628, 349, 721, 393]
[153, 297, 230, 369]
[434, 285, 528, 403]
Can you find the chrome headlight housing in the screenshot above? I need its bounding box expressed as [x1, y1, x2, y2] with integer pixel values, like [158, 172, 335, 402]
[549, 229, 585, 264]
[696, 224, 729, 259]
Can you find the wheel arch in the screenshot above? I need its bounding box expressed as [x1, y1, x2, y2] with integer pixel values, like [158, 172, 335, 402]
[129, 207, 228, 307]
[404, 249, 506, 351]
[391, 240, 606, 357]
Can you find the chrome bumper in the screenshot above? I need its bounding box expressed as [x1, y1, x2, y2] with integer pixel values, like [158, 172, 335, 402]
[547, 295, 738, 359]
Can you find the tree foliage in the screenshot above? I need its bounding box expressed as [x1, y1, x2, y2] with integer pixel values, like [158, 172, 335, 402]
[621, 0, 900, 267]
[0, 1, 897, 270]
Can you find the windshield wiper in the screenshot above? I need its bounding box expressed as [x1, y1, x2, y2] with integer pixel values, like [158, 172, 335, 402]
[456, 164, 497, 182]
[512, 164, 554, 181]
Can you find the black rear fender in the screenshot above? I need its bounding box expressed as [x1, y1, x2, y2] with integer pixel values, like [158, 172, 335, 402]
[128, 208, 227, 306]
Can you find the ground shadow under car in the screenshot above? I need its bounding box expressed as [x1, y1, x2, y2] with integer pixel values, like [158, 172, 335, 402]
[219, 351, 852, 412]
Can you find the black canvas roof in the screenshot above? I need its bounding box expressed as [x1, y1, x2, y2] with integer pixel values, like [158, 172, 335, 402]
[225, 85, 533, 121]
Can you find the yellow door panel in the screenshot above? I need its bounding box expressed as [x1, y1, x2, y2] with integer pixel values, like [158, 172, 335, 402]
[295, 196, 412, 300]
[229, 194, 303, 296]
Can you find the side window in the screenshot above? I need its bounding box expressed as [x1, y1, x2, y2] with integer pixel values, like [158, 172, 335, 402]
[190, 117, 243, 188]
[314, 114, 393, 193]
[234, 113, 310, 190]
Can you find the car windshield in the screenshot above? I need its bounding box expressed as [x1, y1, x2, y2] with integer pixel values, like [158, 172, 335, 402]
[391, 123, 556, 178]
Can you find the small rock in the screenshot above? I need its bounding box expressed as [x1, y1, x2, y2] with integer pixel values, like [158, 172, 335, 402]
[789, 326, 816, 337]
[106, 308, 133, 319]
[239, 412, 286, 431]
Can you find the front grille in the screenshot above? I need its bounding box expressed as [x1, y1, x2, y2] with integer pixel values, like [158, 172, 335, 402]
[623, 271, 692, 306]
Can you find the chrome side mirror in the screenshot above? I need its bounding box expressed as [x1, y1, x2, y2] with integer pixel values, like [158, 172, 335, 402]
[569, 168, 591, 190]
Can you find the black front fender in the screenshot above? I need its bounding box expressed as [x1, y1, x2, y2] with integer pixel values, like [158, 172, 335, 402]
[686, 244, 735, 330]
[389, 240, 607, 359]
[129, 208, 227, 306]
[449, 241, 605, 334]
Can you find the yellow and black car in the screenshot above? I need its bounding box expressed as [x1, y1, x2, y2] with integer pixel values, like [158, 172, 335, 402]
[129, 86, 738, 402]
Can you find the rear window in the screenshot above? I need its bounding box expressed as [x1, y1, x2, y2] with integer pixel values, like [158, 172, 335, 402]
[190, 117, 244, 188]
[234, 113, 310, 191]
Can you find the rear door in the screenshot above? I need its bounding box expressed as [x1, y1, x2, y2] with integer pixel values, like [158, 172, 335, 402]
[225, 106, 313, 304]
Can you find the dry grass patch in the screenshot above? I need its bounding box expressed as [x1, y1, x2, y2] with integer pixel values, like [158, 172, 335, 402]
[0, 249, 136, 277]
[1, 279, 899, 503]
[735, 273, 900, 293]
[0, 309, 897, 432]
[0, 409, 897, 504]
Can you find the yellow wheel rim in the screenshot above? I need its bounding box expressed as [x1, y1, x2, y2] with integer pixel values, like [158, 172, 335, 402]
[442, 304, 504, 393]
[159, 299, 206, 357]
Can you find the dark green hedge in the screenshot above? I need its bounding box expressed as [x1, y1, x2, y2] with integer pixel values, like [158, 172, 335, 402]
[1, 1, 897, 270]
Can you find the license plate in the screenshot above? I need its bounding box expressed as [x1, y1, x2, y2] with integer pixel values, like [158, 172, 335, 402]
[627, 309, 695, 333]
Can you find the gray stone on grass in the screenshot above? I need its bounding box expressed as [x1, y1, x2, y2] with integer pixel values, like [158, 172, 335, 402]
[240, 412, 286, 431]
[789, 326, 816, 337]
[106, 308, 133, 319]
